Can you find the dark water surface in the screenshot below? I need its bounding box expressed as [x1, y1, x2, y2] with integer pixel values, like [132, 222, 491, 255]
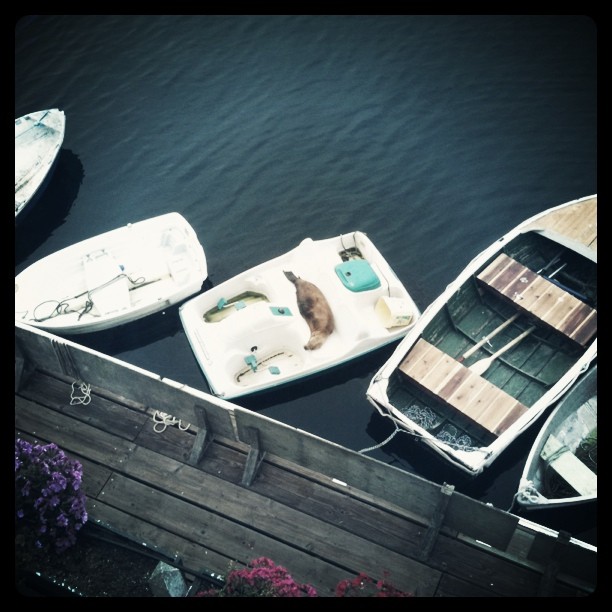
[15, 15, 597, 545]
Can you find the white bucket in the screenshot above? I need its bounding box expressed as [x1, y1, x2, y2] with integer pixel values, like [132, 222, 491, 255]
[375, 296, 413, 328]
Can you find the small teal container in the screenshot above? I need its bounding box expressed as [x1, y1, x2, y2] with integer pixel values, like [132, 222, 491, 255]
[335, 259, 381, 292]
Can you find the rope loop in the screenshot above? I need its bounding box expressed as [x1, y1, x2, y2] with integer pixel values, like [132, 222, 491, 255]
[70, 381, 92, 405]
[153, 410, 191, 433]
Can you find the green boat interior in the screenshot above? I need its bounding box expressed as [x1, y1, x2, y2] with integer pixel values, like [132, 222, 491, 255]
[387, 231, 597, 453]
[203, 291, 269, 323]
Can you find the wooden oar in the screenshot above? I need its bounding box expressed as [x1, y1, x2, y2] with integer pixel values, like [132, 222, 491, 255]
[469, 326, 535, 376]
[459, 313, 520, 362]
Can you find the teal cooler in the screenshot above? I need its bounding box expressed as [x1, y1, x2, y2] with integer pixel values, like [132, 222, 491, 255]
[335, 259, 381, 292]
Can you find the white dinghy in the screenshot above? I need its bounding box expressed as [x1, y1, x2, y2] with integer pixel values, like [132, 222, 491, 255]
[514, 364, 597, 510]
[15, 212, 208, 334]
[15, 109, 66, 220]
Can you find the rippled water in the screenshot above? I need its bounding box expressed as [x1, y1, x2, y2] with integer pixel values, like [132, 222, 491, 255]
[15, 14, 597, 543]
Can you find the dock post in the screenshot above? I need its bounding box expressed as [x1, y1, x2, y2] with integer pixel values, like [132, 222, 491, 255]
[241, 426, 266, 486]
[15, 339, 35, 392]
[418, 482, 455, 561]
[188, 405, 213, 466]
[537, 530, 571, 597]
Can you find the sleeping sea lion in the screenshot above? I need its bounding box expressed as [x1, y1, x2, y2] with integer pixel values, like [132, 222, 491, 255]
[284, 271, 334, 350]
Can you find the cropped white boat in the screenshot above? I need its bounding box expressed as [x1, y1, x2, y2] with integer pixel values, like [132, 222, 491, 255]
[514, 364, 597, 510]
[15, 212, 208, 334]
[179, 231, 420, 399]
[15, 109, 66, 220]
[366, 195, 597, 477]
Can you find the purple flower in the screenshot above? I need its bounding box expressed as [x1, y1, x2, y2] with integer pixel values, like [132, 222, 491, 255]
[15, 438, 88, 554]
[56, 513, 69, 527]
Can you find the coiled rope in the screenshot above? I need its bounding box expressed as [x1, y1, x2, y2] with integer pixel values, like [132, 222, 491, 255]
[32, 272, 146, 323]
[152, 410, 191, 433]
[70, 381, 92, 405]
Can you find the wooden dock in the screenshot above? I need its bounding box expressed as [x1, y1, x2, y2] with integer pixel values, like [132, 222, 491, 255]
[15, 322, 596, 597]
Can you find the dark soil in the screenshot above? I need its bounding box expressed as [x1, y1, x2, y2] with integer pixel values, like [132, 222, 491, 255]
[15, 525, 162, 597]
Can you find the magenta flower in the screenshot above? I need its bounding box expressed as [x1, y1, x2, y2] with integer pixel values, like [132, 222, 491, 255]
[335, 571, 413, 597]
[196, 557, 318, 597]
[196, 558, 410, 598]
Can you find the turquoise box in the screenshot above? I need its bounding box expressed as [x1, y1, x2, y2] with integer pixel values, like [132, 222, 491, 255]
[335, 259, 381, 292]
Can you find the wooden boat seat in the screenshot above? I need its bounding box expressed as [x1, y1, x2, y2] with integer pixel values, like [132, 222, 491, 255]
[541, 434, 597, 496]
[398, 338, 528, 437]
[476, 253, 596, 347]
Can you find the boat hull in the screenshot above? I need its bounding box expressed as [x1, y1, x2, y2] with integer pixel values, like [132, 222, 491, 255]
[366, 195, 597, 476]
[515, 365, 597, 510]
[15, 212, 208, 334]
[15, 109, 66, 220]
[180, 231, 421, 399]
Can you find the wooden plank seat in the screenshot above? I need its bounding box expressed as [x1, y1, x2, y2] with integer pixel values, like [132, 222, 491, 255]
[540, 434, 597, 497]
[476, 253, 596, 347]
[399, 338, 528, 437]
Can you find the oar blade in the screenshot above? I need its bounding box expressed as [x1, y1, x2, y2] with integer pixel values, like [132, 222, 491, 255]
[469, 357, 493, 376]
[468, 326, 535, 376]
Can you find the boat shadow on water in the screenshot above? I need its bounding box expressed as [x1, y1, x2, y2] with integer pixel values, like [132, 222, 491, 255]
[66, 281, 213, 355]
[512, 500, 597, 547]
[364, 404, 556, 496]
[15, 149, 84, 265]
[54, 308, 182, 357]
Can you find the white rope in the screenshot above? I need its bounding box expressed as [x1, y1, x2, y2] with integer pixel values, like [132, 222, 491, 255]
[513, 481, 547, 507]
[359, 420, 489, 454]
[152, 410, 191, 433]
[70, 381, 92, 405]
[358, 425, 404, 454]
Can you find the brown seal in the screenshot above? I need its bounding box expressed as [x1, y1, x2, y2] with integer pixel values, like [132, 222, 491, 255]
[284, 271, 335, 350]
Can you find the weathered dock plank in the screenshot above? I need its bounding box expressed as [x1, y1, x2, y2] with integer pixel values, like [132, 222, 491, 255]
[15, 326, 597, 597]
[19, 371, 148, 440]
[15, 385, 439, 596]
[15, 395, 138, 468]
[118, 446, 440, 595]
[97, 474, 370, 597]
[86, 497, 235, 581]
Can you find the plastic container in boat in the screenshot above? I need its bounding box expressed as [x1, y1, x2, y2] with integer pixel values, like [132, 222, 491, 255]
[375, 296, 413, 328]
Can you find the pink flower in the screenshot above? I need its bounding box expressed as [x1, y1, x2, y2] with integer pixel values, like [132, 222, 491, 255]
[196, 558, 413, 598]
